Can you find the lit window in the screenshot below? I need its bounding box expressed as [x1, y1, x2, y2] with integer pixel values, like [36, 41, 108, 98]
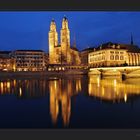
[110, 55, 114, 60]
[120, 56, 124, 60]
[115, 51, 119, 54]
[115, 55, 119, 60]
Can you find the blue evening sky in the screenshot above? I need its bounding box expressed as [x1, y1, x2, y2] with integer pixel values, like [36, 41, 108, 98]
[0, 11, 139, 52]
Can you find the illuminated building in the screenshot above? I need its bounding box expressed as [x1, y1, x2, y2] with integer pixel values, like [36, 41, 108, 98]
[80, 47, 94, 66]
[12, 50, 48, 71]
[0, 51, 15, 71]
[88, 42, 140, 67]
[48, 16, 81, 65]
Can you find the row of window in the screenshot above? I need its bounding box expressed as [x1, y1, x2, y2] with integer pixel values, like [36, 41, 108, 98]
[110, 55, 124, 60]
[15, 53, 43, 55]
[110, 51, 124, 54]
[90, 51, 105, 57]
[16, 64, 43, 67]
[89, 55, 124, 62]
[16, 56, 43, 59]
[16, 60, 44, 63]
[89, 56, 105, 62]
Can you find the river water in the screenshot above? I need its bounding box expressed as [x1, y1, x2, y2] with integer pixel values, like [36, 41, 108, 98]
[0, 75, 140, 128]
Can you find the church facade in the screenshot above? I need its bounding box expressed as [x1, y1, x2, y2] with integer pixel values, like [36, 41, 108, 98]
[48, 17, 81, 65]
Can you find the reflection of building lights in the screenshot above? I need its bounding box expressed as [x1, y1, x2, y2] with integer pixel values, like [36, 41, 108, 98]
[54, 81, 57, 89]
[0, 82, 3, 94]
[88, 84, 92, 95]
[3, 68, 7, 71]
[61, 94, 71, 126]
[101, 87, 104, 96]
[48, 68, 51, 71]
[13, 64, 16, 72]
[19, 87, 22, 96]
[97, 77, 100, 87]
[114, 79, 117, 87]
[14, 80, 16, 86]
[88, 75, 140, 101]
[76, 79, 81, 93]
[124, 94, 127, 102]
[7, 82, 10, 89]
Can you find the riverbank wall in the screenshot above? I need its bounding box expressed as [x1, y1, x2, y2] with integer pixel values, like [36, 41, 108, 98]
[0, 69, 88, 78]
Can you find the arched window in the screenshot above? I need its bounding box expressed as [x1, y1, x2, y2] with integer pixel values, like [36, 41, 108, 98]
[110, 55, 114, 60]
[102, 55, 105, 60]
[115, 55, 119, 60]
[120, 55, 124, 60]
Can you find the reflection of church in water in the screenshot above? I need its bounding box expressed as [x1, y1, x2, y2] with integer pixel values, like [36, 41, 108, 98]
[49, 77, 82, 126]
[1, 76, 140, 126]
[49, 16, 81, 65]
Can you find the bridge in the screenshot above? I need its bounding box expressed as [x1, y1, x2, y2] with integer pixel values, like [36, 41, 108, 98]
[88, 66, 140, 78]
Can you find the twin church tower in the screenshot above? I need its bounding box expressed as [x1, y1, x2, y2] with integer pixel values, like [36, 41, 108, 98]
[48, 16, 81, 65]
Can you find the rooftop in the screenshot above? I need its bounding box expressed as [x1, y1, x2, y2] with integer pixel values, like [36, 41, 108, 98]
[71, 46, 79, 51]
[14, 50, 44, 52]
[93, 42, 140, 53]
[0, 51, 11, 54]
[81, 47, 95, 52]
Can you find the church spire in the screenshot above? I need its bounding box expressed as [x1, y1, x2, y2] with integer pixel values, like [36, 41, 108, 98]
[131, 33, 134, 45]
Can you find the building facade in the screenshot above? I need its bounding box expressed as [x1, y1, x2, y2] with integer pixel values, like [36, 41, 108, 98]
[48, 17, 81, 65]
[12, 50, 48, 71]
[0, 51, 15, 71]
[80, 47, 94, 66]
[88, 42, 140, 67]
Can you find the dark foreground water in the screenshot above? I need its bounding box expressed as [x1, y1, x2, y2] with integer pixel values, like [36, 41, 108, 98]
[0, 75, 140, 128]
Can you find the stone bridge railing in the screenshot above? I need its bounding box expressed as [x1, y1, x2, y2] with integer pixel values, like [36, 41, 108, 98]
[88, 66, 140, 78]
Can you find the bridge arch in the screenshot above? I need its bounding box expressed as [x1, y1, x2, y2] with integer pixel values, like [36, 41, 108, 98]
[127, 69, 140, 78]
[102, 69, 121, 76]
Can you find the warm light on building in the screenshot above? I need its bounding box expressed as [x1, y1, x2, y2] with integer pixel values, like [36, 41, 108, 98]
[0, 51, 15, 71]
[11, 50, 48, 71]
[49, 17, 81, 65]
[88, 42, 140, 68]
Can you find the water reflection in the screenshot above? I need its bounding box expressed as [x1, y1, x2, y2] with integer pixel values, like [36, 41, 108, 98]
[0, 75, 140, 127]
[0, 79, 49, 97]
[49, 77, 82, 126]
[88, 75, 140, 102]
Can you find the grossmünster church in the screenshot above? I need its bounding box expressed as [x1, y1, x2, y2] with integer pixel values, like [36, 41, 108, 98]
[48, 16, 81, 65]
